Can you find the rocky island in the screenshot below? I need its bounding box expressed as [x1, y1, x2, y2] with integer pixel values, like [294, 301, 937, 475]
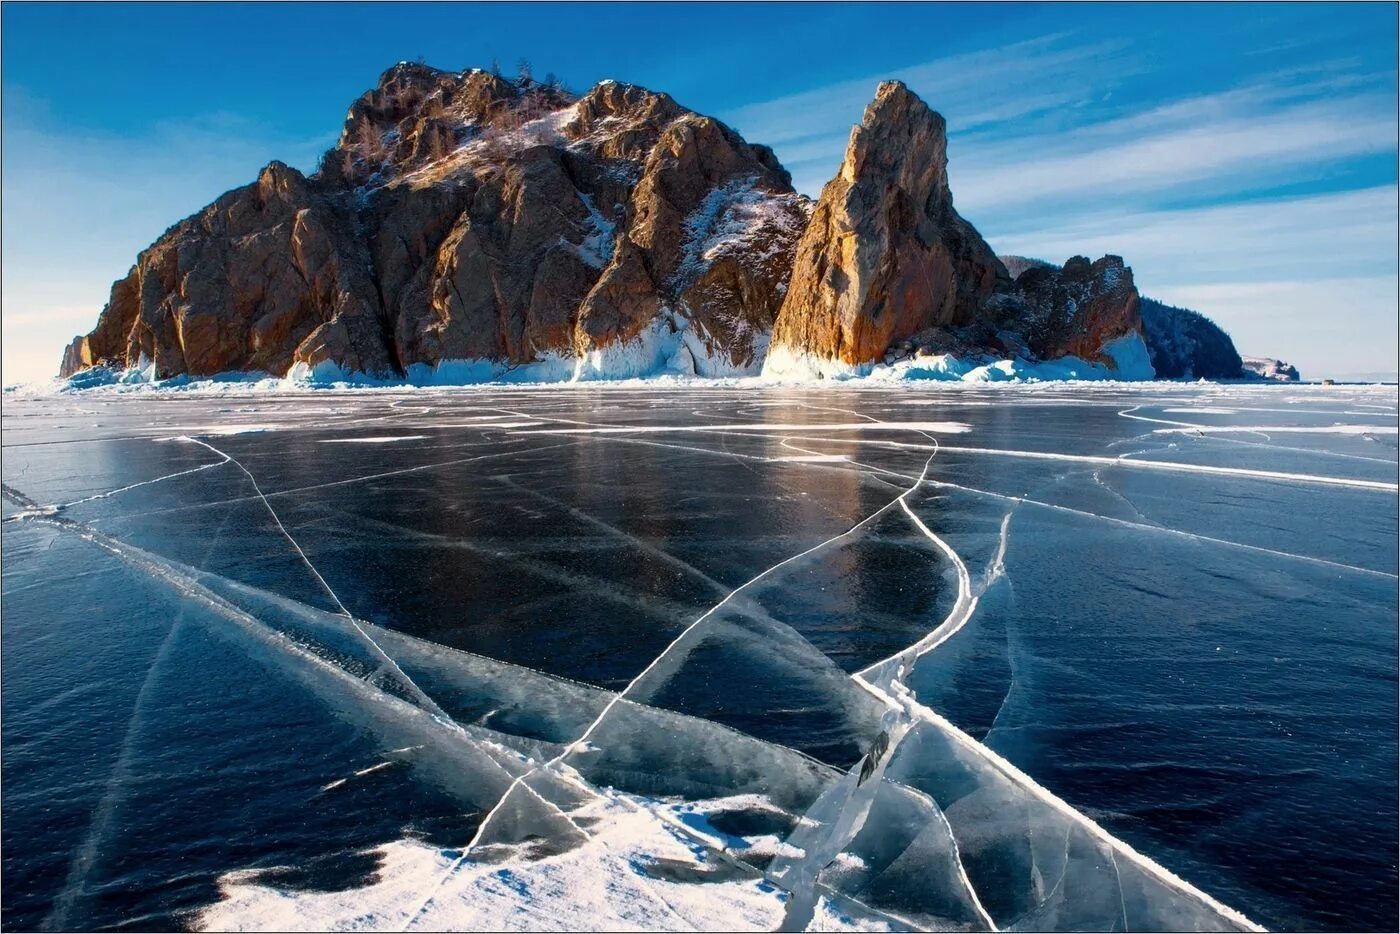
[59, 63, 1267, 384]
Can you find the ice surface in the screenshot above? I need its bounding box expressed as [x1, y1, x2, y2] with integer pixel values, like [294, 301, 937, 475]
[3, 382, 1395, 931]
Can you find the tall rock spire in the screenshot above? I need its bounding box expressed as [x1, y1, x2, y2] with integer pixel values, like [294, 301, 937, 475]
[764, 81, 1008, 378]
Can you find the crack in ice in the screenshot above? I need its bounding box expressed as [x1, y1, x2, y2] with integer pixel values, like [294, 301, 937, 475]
[776, 435, 1398, 493]
[50, 440, 231, 510]
[422, 438, 937, 929]
[183, 437, 452, 723]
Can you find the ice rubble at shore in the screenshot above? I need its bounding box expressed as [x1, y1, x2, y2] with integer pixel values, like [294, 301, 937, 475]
[29, 330, 1168, 395]
[765, 333, 1156, 384]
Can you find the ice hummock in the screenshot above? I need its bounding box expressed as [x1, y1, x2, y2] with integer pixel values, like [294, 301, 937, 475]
[765, 333, 1155, 385]
[46, 331, 1159, 392]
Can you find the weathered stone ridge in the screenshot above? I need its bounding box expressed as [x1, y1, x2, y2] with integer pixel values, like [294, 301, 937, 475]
[996, 254, 1143, 367]
[62, 161, 392, 379]
[61, 64, 807, 380]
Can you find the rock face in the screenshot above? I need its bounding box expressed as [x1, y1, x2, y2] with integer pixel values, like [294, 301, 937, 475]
[997, 256, 1242, 379]
[762, 85, 1163, 380]
[60, 67, 1250, 384]
[763, 81, 1007, 377]
[1139, 297, 1243, 379]
[67, 161, 392, 380]
[1241, 356, 1302, 381]
[60, 64, 807, 380]
[992, 254, 1145, 367]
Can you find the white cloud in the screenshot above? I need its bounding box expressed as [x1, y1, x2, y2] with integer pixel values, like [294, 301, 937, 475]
[724, 33, 1126, 144]
[953, 91, 1396, 215]
[986, 186, 1397, 284]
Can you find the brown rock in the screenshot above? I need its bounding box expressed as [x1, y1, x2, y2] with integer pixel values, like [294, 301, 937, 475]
[59, 335, 93, 376]
[60, 65, 804, 382]
[673, 191, 807, 371]
[765, 81, 1007, 374]
[580, 111, 806, 370]
[61, 161, 394, 379]
[996, 255, 1143, 366]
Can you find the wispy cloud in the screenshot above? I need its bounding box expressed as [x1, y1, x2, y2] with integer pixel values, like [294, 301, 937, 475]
[725, 33, 1120, 139]
[953, 87, 1396, 217]
[722, 32, 1138, 195]
[988, 186, 1397, 284]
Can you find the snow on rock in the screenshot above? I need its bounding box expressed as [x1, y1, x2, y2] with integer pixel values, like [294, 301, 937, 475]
[668, 178, 808, 376]
[673, 178, 808, 290]
[574, 314, 769, 381]
[387, 315, 768, 388]
[563, 192, 617, 269]
[1240, 356, 1303, 382]
[761, 345, 876, 381]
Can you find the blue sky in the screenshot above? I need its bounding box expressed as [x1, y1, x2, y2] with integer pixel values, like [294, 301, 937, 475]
[3, 2, 1396, 382]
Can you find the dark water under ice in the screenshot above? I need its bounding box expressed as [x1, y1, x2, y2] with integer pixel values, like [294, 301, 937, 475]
[2, 383, 1396, 931]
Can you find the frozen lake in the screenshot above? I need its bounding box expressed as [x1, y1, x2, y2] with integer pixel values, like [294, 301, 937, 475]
[3, 382, 1396, 931]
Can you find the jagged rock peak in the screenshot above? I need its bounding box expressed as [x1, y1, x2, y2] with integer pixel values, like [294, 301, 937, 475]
[764, 81, 1006, 377]
[840, 81, 950, 206]
[320, 65, 577, 188]
[58, 61, 808, 382]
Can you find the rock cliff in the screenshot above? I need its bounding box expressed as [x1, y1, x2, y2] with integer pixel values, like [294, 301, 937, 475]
[61, 64, 807, 381]
[763, 85, 1153, 379]
[1241, 356, 1302, 381]
[1139, 296, 1243, 379]
[763, 81, 1008, 377]
[992, 254, 1145, 367]
[998, 256, 1245, 379]
[59, 66, 1252, 384]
